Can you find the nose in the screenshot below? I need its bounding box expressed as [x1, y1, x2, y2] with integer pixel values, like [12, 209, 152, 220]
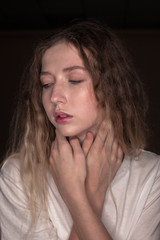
[50, 83, 67, 105]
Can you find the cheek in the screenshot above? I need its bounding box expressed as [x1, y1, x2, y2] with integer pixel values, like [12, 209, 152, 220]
[86, 91, 98, 111]
[84, 91, 103, 123]
[79, 91, 99, 116]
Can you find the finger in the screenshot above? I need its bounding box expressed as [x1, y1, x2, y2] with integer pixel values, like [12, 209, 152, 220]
[82, 132, 94, 156]
[109, 138, 119, 163]
[69, 137, 84, 158]
[55, 129, 70, 151]
[109, 140, 123, 171]
[104, 131, 115, 161]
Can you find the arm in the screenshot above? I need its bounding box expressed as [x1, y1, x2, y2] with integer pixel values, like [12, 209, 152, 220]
[49, 132, 112, 240]
[84, 121, 123, 217]
[49, 122, 123, 240]
[67, 186, 113, 240]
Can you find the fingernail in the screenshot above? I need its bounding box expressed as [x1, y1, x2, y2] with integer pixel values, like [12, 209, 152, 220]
[87, 132, 93, 139]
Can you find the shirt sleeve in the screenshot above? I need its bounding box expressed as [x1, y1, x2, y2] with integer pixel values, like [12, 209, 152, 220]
[130, 158, 160, 240]
[0, 158, 62, 240]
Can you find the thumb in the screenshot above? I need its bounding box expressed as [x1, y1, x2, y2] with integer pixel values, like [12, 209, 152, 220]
[82, 132, 94, 156]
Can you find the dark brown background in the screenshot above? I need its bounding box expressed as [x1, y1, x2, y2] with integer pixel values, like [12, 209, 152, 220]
[0, 0, 160, 161]
[0, 29, 160, 162]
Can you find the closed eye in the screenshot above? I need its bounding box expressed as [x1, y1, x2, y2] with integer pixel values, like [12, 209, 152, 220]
[42, 83, 53, 89]
[69, 80, 84, 84]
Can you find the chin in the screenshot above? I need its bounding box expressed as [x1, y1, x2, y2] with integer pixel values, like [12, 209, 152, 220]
[59, 124, 99, 143]
[58, 127, 88, 141]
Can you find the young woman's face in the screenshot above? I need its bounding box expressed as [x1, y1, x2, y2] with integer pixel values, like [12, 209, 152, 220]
[40, 41, 103, 141]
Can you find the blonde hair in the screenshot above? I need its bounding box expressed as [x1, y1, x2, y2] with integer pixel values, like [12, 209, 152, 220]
[4, 20, 148, 225]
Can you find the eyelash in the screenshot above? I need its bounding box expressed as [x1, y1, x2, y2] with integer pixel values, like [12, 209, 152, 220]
[69, 80, 83, 84]
[41, 80, 83, 89]
[41, 83, 53, 89]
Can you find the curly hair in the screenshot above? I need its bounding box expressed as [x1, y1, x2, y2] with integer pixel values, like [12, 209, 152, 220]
[6, 20, 148, 225]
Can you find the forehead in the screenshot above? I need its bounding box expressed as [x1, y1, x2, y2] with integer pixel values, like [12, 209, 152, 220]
[42, 41, 84, 68]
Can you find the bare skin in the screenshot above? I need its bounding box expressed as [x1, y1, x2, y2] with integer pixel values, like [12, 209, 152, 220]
[49, 120, 123, 240]
[42, 42, 123, 239]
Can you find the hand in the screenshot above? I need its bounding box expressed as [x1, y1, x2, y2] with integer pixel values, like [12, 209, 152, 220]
[82, 120, 123, 216]
[49, 129, 87, 205]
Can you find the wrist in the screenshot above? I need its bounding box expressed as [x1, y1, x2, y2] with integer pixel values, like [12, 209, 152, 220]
[65, 186, 88, 211]
[86, 189, 106, 217]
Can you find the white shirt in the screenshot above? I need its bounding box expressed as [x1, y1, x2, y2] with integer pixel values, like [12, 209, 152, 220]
[0, 150, 160, 239]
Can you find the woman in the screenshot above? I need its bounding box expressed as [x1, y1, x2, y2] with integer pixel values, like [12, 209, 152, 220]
[0, 20, 160, 240]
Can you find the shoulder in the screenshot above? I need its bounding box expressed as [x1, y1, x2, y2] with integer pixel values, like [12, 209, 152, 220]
[115, 149, 160, 190]
[137, 149, 160, 163]
[117, 149, 160, 179]
[0, 157, 22, 187]
[0, 157, 28, 220]
[124, 150, 160, 197]
[131, 149, 160, 176]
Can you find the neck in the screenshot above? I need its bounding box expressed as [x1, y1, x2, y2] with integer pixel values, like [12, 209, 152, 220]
[75, 123, 99, 145]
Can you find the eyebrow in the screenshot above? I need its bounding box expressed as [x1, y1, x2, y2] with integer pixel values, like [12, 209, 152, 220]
[40, 65, 86, 77]
[63, 65, 86, 72]
[40, 71, 53, 77]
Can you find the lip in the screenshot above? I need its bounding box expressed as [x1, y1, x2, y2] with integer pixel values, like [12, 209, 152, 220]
[54, 111, 73, 124]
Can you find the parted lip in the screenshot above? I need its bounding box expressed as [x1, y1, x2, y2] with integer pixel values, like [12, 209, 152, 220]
[54, 111, 73, 118]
